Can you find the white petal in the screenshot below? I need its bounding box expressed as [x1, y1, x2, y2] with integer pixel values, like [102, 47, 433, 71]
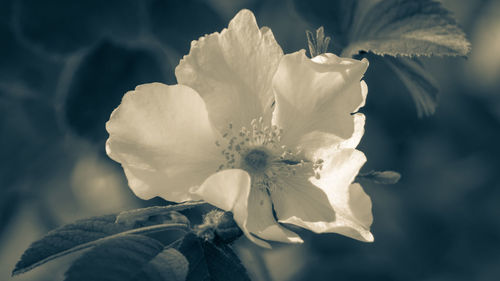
[272, 50, 369, 150]
[271, 165, 337, 233]
[309, 149, 374, 242]
[298, 113, 366, 161]
[176, 9, 283, 131]
[246, 185, 303, 244]
[106, 83, 223, 202]
[342, 112, 366, 149]
[191, 169, 302, 248]
[271, 154, 372, 242]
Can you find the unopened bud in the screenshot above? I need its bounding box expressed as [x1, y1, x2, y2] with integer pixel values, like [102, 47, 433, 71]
[356, 170, 401, 185]
[195, 210, 242, 243]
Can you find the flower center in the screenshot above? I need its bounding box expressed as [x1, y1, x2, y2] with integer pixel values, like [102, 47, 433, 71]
[215, 117, 324, 190]
[241, 148, 270, 173]
[215, 117, 284, 172]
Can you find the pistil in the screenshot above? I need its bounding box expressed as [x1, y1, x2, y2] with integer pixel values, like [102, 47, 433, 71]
[215, 117, 324, 191]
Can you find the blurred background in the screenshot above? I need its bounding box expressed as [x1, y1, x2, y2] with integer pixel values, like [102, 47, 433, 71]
[1, 0, 499, 280]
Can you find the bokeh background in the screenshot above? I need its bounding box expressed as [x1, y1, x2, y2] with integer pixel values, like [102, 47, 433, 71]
[1, 0, 499, 280]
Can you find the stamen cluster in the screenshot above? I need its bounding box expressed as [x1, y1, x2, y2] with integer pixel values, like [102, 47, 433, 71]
[215, 117, 324, 192]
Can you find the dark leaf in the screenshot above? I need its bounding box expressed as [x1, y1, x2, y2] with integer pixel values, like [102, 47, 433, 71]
[116, 201, 204, 228]
[174, 233, 210, 281]
[173, 233, 251, 281]
[135, 248, 189, 281]
[65, 234, 188, 281]
[294, 0, 469, 116]
[13, 211, 190, 275]
[385, 57, 439, 117]
[341, 0, 471, 57]
[203, 242, 251, 281]
[13, 214, 127, 275]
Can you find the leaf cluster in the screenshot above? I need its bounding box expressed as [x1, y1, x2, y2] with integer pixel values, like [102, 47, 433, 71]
[12, 203, 250, 281]
[295, 0, 471, 116]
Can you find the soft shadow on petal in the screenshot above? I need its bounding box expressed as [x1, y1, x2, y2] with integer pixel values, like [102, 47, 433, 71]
[348, 183, 373, 234]
[309, 148, 374, 242]
[314, 183, 373, 242]
[272, 50, 368, 150]
[176, 9, 283, 132]
[246, 185, 303, 244]
[298, 113, 366, 161]
[191, 169, 301, 248]
[271, 165, 337, 233]
[106, 83, 223, 202]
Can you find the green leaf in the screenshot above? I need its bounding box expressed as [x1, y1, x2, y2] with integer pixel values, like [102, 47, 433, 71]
[341, 0, 471, 57]
[385, 57, 439, 116]
[174, 233, 251, 281]
[64, 234, 188, 281]
[13, 210, 191, 275]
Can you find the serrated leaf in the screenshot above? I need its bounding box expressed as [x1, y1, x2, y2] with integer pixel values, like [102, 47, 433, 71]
[173, 233, 251, 281]
[116, 201, 204, 228]
[13, 212, 190, 275]
[293, 0, 469, 116]
[341, 0, 471, 57]
[385, 57, 439, 116]
[65, 234, 188, 281]
[13, 214, 128, 275]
